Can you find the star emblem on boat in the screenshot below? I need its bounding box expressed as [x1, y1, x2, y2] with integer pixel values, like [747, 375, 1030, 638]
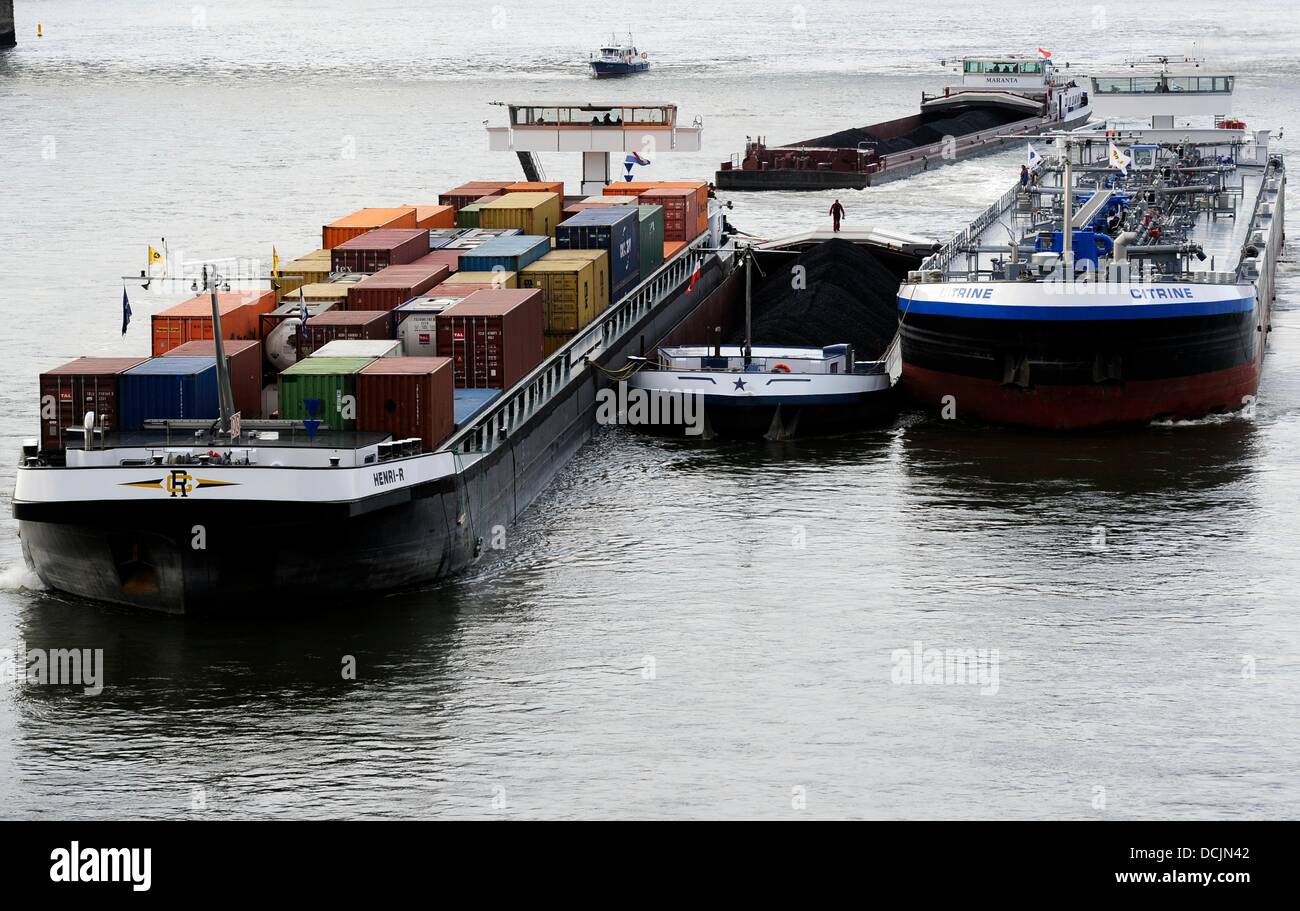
[733, 378, 747, 390]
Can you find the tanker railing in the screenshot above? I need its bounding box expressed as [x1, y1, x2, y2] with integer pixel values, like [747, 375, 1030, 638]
[920, 181, 1022, 277]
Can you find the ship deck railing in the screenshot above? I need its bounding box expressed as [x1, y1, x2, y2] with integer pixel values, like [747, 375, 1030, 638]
[441, 217, 722, 460]
[921, 181, 1023, 275]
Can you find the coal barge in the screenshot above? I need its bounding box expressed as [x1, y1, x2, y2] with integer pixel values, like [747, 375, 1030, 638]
[14, 104, 729, 615]
[716, 53, 1091, 190]
[628, 231, 938, 439]
[897, 63, 1286, 429]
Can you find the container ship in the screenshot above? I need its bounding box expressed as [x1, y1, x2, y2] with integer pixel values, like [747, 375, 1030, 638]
[716, 52, 1091, 190]
[897, 62, 1286, 429]
[14, 104, 728, 614]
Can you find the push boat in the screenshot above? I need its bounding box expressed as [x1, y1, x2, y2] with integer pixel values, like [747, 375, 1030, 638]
[716, 52, 1092, 190]
[629, 230, 939, 439]
[14, 104, 725, 615]
[897, 60, 1286, 429]
[589, 36, 649, 79]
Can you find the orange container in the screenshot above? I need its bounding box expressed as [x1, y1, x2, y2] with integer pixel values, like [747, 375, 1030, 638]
[151, 291, 276, 356]
[410, 204, 456, 229]
[663, 241, 687, 260]
[604, 182, 652, 198]
[322, 207, 418, 249]
[507, 181, 565, 197]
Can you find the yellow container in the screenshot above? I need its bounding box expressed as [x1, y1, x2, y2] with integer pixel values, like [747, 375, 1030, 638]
[292, 282, 353, 304]
[543, 248, 610, 315]
[543, 332, 573, 357]
[444, 270, 517, 288]
[276, 250, 333, 300]
[520, 255, 598, 333]
[479, 191, 562, 237]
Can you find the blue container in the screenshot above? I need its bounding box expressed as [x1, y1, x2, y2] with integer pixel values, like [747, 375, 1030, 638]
[119, 357, 220, 431]
[428, 228, 466, 250]
[555, 208, 640, 300]
[458, 235, 550, 273]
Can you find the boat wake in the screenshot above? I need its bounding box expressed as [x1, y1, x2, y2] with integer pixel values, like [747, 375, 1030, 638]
[1150, 407, 1255, 428]
[0, 563, 46, 593]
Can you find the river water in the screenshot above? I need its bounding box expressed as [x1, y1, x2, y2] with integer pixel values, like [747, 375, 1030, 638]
[1, 0, 1297, 819]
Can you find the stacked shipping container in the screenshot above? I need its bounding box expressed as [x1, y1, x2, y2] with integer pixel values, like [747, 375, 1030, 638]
[151, 291, 276, 356]
[119, 357, 221, 431]
[556, 208, 640, 300]
[347, 263, 451, 311]
[36, 176, 707, 455]
[330, 228, 430, 273]
[38, 357, 147, 451]
[301, 310, 392, 350]
[459, 235, 550, 274]
[479, 192, 562, 237]
[356, 357, 456, 451]
[278, 357, 374, 430]
[322, 207, 418, 249]
[162, 339, 263, 419]
[435, 289, 544, 389]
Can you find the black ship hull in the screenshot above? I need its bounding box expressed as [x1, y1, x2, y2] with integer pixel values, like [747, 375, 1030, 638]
[17, 256, 730, 614]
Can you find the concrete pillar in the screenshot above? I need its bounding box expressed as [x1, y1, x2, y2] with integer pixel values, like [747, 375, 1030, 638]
[0, 0, 15, 48]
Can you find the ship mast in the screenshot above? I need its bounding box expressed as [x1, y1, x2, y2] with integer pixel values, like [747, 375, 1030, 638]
[1061, 144, 1074, 274]
[743, 246, 753, 366]
[200, 264, 237, 437]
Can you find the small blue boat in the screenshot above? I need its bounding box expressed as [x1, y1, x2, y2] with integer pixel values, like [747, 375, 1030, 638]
[590, 35, 649, 78]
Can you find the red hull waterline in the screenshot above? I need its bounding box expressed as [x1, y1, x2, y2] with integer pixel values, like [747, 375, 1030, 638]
[902, 360, 1263, 430]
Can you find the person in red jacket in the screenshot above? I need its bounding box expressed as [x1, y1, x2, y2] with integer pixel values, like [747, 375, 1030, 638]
[829, 199, 846, 232]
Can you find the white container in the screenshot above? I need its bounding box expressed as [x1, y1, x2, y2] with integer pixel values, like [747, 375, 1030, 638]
[310, 339, 402, 359]
[399, 315, 440, 357]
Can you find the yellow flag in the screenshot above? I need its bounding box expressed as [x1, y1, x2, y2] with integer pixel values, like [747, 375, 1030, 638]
[148, 245, 163, 265]
[272, 246, 280, 279]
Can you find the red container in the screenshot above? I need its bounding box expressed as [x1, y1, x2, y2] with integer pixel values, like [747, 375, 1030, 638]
[38, 357, 148, 451]
[330, 229, 429, 273]
[301, 310, 392, 350]
[436, 289, 544, 389]
[414, 249, 465, 274]
[639, 188, 701, 243]
[356, 357, 455, 451]
[162, 339, 263, 419]
[439, 183, 510, 212]
[348, 263, 451, 311]
[151, 290, 276, 356]
[429, 283, 491, 295]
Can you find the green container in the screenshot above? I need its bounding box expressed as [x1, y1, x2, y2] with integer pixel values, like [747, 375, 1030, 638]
[637, 204, 664, 279]
[278, 357, 374, 431]
[456, 203, 485, 229]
